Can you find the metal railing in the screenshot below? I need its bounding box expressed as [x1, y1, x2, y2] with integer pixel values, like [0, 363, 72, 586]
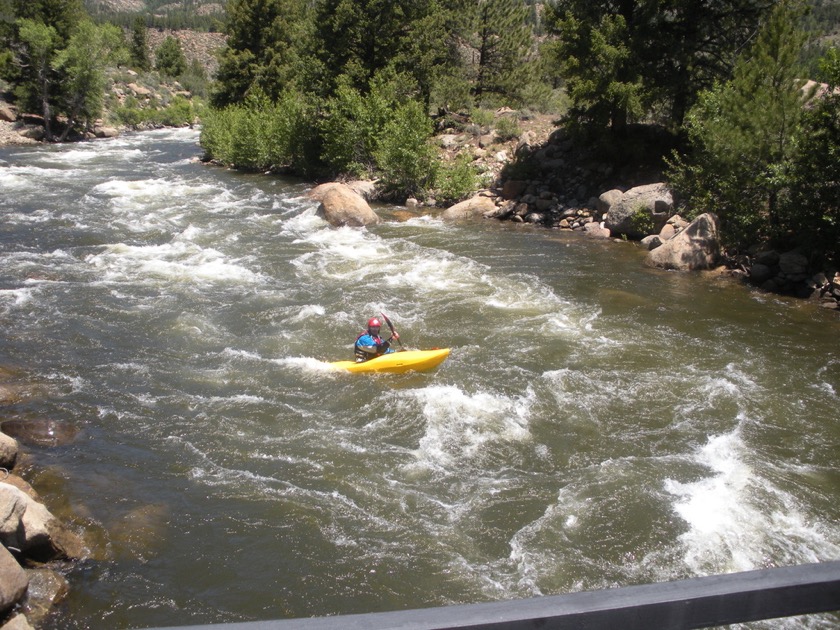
[145, 560, 840, 630]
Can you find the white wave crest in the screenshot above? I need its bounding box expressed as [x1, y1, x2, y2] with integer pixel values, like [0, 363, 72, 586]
[664, 429, 840, 576]
[404, 385, 533, 473]
[85, 241, 261, 285]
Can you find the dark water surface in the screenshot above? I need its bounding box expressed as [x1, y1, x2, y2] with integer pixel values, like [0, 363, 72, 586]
[1, 130, 838, 629]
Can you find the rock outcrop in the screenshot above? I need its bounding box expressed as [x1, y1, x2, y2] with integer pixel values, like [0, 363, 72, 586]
[645, 213, 721, 271]
[604, 183, 674, 239]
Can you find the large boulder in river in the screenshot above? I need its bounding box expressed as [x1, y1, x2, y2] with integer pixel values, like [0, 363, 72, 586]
[604, 183, 673, 239]
[645, 213, 721, 271]
[310, 183, 380, 227]
[0, 544, 28, 615]
[0, 431, 18, 469]
[441, 194, 498, 220]
[0, 483, 84, 561]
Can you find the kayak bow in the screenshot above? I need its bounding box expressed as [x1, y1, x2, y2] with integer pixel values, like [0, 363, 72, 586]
[329, 348, 450, 374]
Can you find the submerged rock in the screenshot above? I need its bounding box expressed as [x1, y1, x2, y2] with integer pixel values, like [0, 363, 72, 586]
[0, 420, 79, 448]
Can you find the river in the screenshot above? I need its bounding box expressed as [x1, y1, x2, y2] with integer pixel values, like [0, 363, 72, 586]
[0, 129, 838, 629]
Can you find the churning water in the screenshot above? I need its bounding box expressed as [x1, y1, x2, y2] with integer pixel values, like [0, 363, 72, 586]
[1, 129, 838, 629]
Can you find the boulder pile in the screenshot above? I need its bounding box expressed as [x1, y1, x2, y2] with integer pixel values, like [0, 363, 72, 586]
[0, 374, 90, 629]
[438, 182, 839, 309]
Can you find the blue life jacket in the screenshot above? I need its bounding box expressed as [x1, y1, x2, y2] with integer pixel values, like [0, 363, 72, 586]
[354, 332, 394, 362]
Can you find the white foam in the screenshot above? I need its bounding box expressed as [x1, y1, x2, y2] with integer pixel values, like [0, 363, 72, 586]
[85, 241, 261, 285]
[92, 178, 222, 207]
[0, 288, 34, 310]
[404, 385, 533, 473]
[273, 356, 336, 373]
[664, 429, 840, 576]
[285, 305, 326, 323]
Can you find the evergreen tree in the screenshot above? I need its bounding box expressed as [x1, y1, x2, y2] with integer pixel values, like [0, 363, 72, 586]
[469, 0, 532, 105]
[129, 16, 150, 71]
[546, 6, 642, 133]
[667, 0, 809, 247]
[212, 0, 309, 106]
[312, 0, 448, 100]
[155, 35, 187, 77]
[784, 47, 840, 263]
[545, 0, 774, 134]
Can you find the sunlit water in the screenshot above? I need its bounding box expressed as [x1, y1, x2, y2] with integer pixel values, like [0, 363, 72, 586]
[1, 129, 838, 629]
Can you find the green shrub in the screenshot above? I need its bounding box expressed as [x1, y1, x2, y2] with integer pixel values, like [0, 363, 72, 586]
[156, 95, 195, 126]
[155, 36, 187, 78]
[470, 107, 494, 133]
[494, 116, 520, 141]
[319, 78, 391, 177]
[111, 95, 152, 127]
[430, 72, 473, 113]
[375, 100, 437, 199]
[630, 203, 656, 235]
[198, 105, 260, 168]
[260, 89, 314, 172]
[436, 153, 480, 204]
[199, 89, 317, 173]
[178, 59, 209, 99]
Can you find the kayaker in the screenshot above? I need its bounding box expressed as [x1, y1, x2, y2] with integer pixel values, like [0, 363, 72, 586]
[354, 317, 399, 362]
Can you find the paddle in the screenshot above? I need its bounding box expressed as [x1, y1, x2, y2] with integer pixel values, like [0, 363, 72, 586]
[380, 312, 404, 350]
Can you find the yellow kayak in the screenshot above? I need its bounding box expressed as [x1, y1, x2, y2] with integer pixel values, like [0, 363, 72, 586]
[329, 348, 450, 374]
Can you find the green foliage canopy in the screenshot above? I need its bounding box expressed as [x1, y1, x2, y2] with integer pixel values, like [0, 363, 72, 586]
[667, 0, 812, 247]
[53, 20, 126, 140]
[546, 0, 773, 133]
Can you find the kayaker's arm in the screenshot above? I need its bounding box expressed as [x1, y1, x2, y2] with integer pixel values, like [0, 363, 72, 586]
[356, 343, 379, 356]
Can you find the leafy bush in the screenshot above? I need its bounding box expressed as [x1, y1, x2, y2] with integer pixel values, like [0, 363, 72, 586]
[494, 115, 520, 141]
[319, 81, 383, 177]
[111, 95, 146, 127]
[375, 99, 437, 198]
[155, 95, 195, 126]
[178, 59, 209, 99]
[429, 71, 473, 113]
[199, 89, 315, 173]
[470, 108, 494, 133]
[435, 153, 480, 204]
[630, 203, 655, 235]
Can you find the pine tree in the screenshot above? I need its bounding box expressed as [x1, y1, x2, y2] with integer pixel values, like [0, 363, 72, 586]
[784, 48, 840, 262]
[546, 0, 773, 134]
[312, 0, 447, 98]
[469, 0, 532, 105]
[667, 0, 809, 247]
[129, 16, 150, 72]
[155, 35, 187, 77]
[211, 0, 309, 106]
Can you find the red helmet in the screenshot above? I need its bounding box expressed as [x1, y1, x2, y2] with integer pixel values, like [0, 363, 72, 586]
[367, 317, 382, 329]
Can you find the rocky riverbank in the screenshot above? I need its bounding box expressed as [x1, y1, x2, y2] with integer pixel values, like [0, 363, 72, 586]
[0, 373, 93, 629]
